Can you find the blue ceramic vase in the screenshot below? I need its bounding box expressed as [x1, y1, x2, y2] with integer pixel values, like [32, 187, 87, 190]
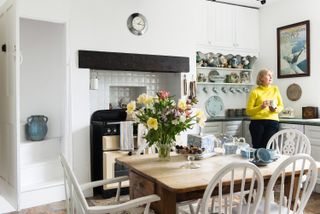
[26, 115, 48, 141]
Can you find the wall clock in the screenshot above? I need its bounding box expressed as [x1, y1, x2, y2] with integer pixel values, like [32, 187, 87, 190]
[127, 13, 148, 36]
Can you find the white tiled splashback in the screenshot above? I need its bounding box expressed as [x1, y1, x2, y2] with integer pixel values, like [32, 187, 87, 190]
[89, 70, 181, 113]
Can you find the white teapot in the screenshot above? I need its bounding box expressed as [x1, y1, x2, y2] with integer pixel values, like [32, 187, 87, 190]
[233, 137, 249, 150]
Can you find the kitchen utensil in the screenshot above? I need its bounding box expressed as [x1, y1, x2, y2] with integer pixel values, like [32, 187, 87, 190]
[183, 74, 187, 95]
[235, 109, 243, 117]
[226, 109, 235, 117]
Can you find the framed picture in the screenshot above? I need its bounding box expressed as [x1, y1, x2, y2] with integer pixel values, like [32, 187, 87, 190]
[277, 20, 310, 78]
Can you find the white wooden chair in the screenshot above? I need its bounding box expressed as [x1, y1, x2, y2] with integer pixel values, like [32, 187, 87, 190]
[177, 162, 264, 214]
[266, 129, 311, 155]
[59, 154, 160, 214]
[257, 154, 318, 214]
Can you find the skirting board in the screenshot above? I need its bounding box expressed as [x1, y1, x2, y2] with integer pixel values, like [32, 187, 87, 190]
[20, 184, 65, 210]
[0, 176, 17, 210]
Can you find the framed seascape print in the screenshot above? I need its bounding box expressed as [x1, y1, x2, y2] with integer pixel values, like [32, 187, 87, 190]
[277, 20, 310, 78]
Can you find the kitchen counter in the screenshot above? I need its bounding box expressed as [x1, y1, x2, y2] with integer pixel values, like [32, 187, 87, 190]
[206, 116, 320, 126]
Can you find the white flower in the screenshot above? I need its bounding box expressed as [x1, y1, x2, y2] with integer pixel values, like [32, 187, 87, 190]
[179, 114, 186, 123]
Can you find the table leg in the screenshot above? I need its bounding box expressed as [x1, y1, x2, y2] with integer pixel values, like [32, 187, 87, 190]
[154, 185, 177, 214]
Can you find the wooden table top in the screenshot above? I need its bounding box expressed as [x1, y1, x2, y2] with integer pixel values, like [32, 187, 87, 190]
[117, 152, 320, 193]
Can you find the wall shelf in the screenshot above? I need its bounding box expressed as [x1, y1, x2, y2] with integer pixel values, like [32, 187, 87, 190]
[196, 66, 253, 72]
[196, 82, 254, 86]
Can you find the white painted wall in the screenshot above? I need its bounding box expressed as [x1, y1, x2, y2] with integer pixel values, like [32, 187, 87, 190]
[20, 18, 66, 140]
[68, 0, 198, 186]
[259, 0, 320, 118]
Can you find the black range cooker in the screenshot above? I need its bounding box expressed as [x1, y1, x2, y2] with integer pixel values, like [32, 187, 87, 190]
[90, 109, 129, 197]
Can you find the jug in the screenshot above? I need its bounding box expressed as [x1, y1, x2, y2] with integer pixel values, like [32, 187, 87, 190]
[26, 115, 48, 141]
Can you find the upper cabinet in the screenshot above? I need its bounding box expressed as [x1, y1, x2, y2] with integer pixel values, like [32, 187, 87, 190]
[234, 6, 259, 52]
[196, 1, 260, 56]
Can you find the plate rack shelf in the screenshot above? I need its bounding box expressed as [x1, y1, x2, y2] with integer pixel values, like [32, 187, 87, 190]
[196, 66, 253, 86]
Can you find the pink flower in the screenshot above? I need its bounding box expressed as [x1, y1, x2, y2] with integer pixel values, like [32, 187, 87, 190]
[157, 90, 170, 100]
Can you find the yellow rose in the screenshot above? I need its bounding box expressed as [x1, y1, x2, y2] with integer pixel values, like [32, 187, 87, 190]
[147, 117, 158, 130]
[126, 101, 136, 115]
[144, 96, 154, 105]
[137, 93, 147, 104]
[178, 99, 187, 111]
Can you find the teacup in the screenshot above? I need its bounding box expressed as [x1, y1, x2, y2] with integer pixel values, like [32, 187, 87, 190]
[224, 143, 238, 155]
[254, 148, 272, 162]
[266, 149, 277, 160]
[241, 148, 256, 159]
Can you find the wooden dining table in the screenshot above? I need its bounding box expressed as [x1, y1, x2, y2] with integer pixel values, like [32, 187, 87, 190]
[116, 152, 320, 214]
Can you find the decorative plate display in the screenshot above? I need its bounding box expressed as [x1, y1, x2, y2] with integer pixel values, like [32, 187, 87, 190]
[286, 83, 302, 101]
[205, 96, 224, 117]
[208, 70, 220, 82]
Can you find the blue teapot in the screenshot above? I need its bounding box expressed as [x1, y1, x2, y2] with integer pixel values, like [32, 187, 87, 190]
[26, 115, 48, 141]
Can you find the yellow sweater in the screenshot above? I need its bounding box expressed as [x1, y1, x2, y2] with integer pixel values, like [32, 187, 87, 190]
[246, 85, 284, 121]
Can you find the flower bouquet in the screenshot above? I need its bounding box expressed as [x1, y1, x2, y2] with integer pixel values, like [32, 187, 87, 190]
[127, 90, 206, 160]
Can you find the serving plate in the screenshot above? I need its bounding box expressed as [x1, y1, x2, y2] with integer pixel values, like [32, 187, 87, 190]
[205, 96, 224, 117]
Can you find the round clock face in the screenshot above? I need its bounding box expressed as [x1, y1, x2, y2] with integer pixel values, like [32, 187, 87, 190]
[127, 13, 148, 35]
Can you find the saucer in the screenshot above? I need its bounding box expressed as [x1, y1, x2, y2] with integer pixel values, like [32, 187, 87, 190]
[250, 159, 273, 166]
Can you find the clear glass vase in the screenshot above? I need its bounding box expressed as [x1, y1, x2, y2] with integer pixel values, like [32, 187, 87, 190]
[156, 143, 171, 161]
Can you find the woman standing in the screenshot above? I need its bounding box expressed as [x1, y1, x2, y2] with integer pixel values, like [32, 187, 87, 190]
[246, 69, 284, 149]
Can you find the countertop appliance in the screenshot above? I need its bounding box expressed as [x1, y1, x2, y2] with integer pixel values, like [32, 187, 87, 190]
[90, 109, 131, 197]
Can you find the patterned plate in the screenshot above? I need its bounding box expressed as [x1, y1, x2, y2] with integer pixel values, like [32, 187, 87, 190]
[286, 83, 302, 101]
[205, 96, 224, 117]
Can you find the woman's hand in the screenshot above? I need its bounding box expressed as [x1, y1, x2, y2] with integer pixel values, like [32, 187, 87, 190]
[269, 106, 277, 112]
[261, 100, 269, 109]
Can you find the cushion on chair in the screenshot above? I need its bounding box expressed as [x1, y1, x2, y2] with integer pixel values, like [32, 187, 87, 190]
[232, 199, 294, 214]
[88, 195, 156, 214]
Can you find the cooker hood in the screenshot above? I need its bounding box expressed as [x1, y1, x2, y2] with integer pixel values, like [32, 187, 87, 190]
[78, 50, 189, 73]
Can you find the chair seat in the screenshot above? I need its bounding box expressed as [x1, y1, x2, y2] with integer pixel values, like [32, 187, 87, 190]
[88, 196, 156, 214]
[232, 199, 293, 214]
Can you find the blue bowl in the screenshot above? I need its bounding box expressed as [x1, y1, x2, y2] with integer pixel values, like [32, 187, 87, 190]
[255, 148, 271, 162]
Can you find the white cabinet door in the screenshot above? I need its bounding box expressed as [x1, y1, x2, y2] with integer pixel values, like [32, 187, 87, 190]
[0, 1, 19, 210]
[197, 2, 259, 55]
[304, 125, 320, 191]
[223, 121, 243, 137]
[211, 2, 235, 48]
[235, 6, 259, 52]
[202, 121, 223, 135]
[304, 125, 320, 162]
[196, 0, 211, 45]
[279, 123, 304, 133]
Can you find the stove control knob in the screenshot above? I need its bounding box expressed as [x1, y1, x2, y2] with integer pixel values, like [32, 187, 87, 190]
[106, 128, 111, 134]
[113, 128, 117, 133]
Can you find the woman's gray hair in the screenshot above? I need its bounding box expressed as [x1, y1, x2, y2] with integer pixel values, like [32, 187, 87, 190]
[256, 69, 272, 85]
